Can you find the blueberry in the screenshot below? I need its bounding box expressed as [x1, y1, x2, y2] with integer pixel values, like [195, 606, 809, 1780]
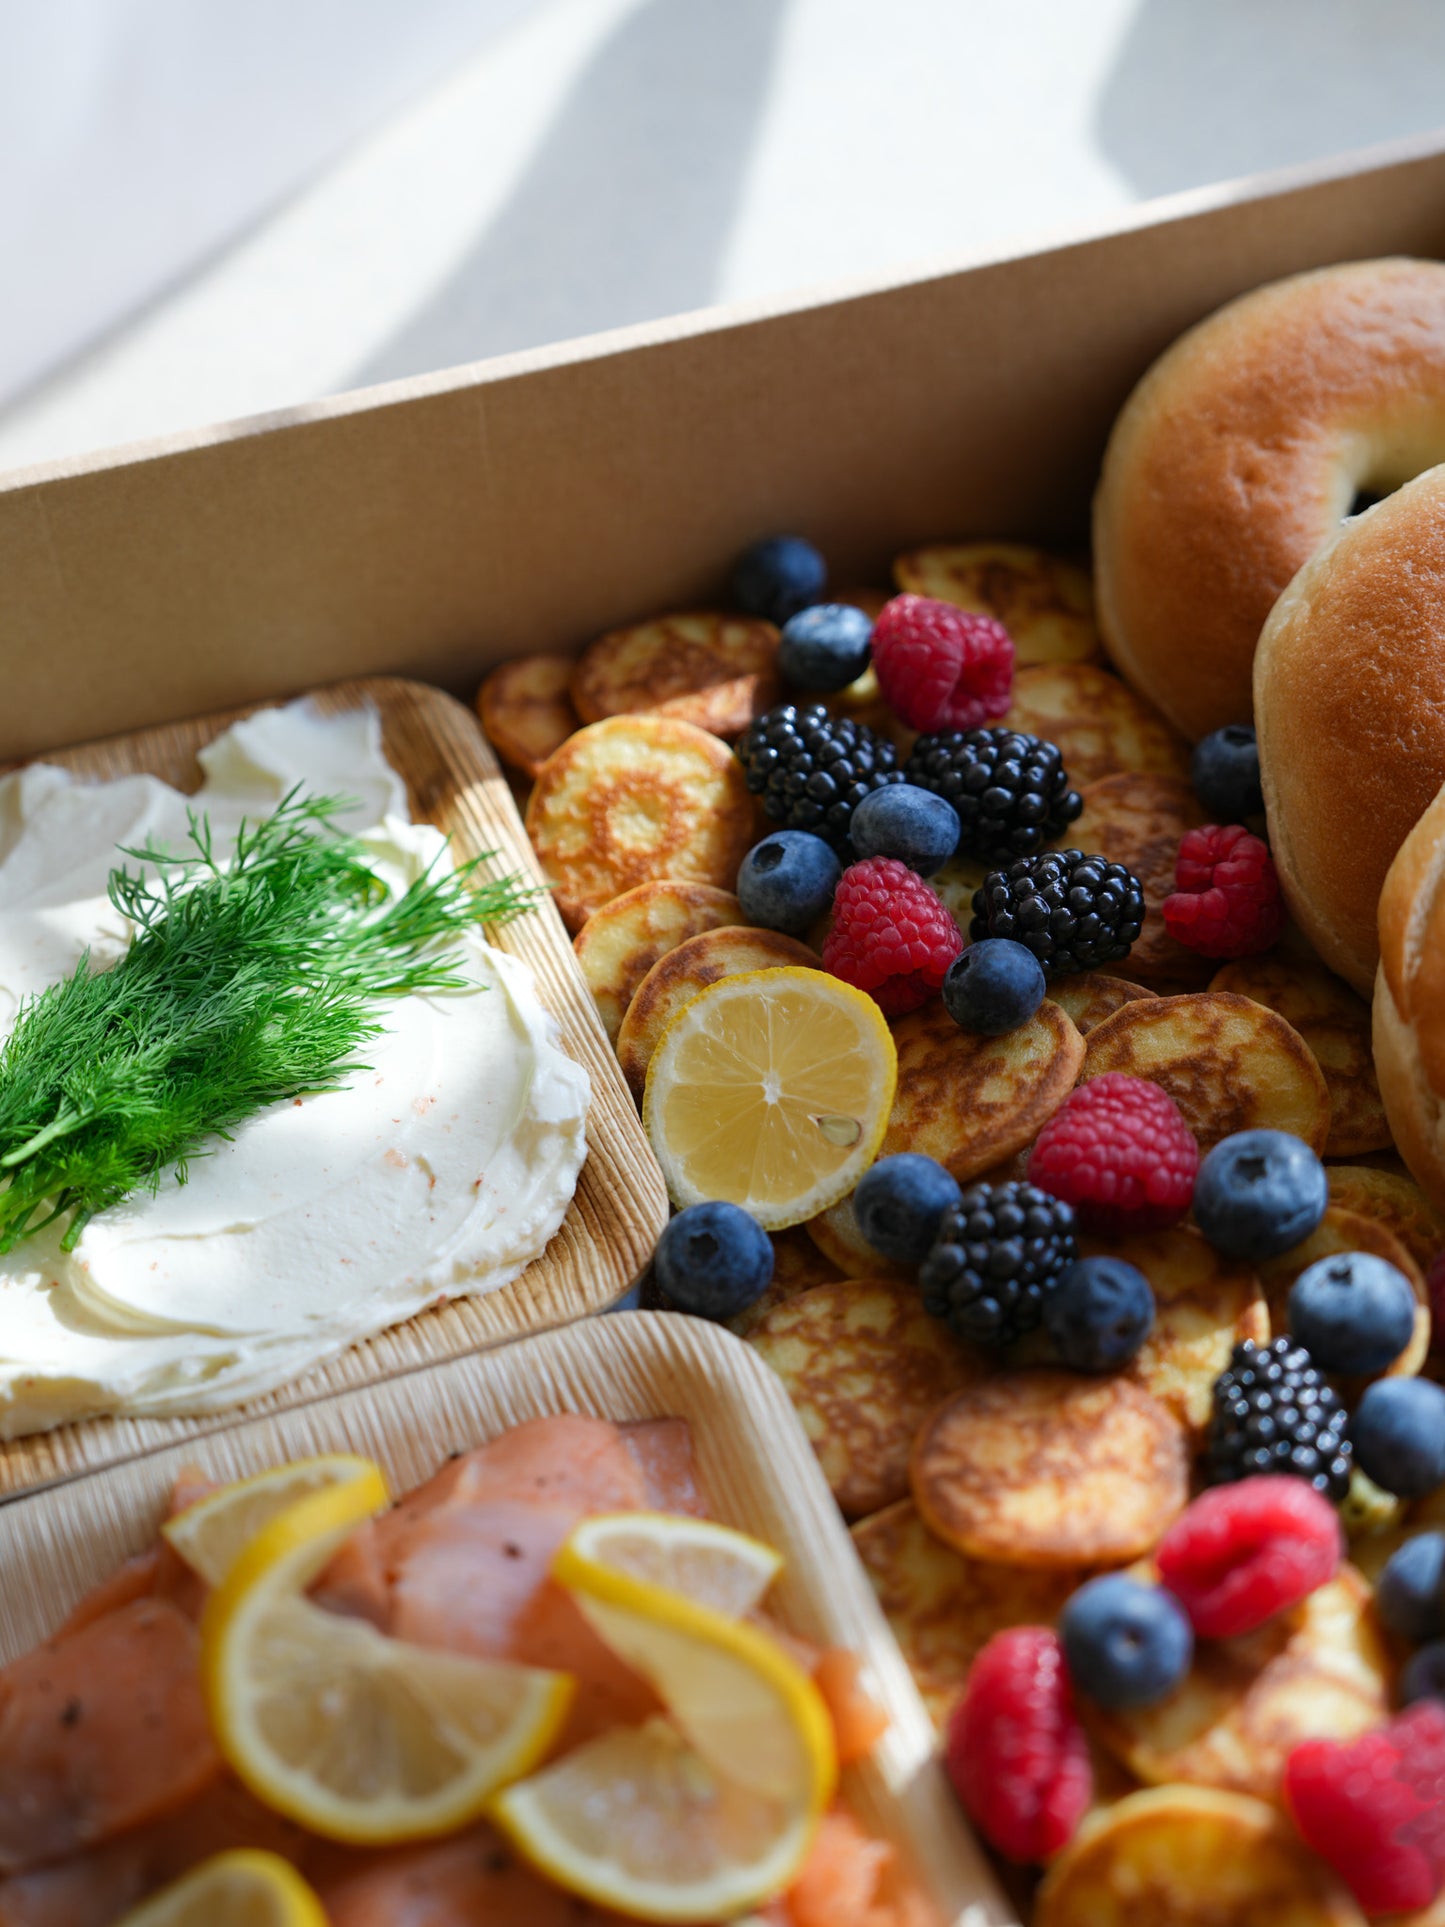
[653, 1202, 773, 1320]
[604, 1283, 644, 1313]
[854, 1154, 963, 1266]
[1376, 1532, 1445, 1643]
[849, 784, 960, 875]
[1401, 1639, 1445, 1706]
[1287, 1252, 1418, 1376]
[736, 831, 841, 936]
[1059, 1574, 1193, 1711]
[778, 603, 872, 692]
[1192, 724, 1264, 819]
[732, 534, 827, 625]
[941, 938, 1047, 1036]
[1045, 1256, 1156, 1372]
[1351, 1377, 1445, 1499]
[1192, 1130, 1328, 1262]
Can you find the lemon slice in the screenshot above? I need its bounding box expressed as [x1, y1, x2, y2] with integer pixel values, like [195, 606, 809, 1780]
[493, 1545, 835, 1921]
[563, 1512, 782, 1619]
[115, 1849, 326, 1927]
[164, 1455, 385, 1587]
[642, 967, 897, 1228]
[203, 1483, 573, 1844]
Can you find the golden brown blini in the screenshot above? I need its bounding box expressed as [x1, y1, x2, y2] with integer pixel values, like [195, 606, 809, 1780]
[1374, 775, 1445, 1213]
[1094, 257, 1445, 741]
[1254, 465, 1445, 994]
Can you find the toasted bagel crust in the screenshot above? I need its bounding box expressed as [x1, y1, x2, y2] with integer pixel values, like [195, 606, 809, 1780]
[1374, 775, 1445, 1212]
[1256, 467, 1445, 992]
[1095, 257, 1445, 741]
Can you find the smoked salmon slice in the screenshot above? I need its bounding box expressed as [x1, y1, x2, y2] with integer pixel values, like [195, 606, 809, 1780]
[0, 1599, 219, 1874]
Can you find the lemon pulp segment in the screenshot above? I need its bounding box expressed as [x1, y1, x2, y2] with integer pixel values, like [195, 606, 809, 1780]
[113, 1849, 327, 1927]
[643, 968, 896, 1227]
[203, 1481, 573, 1843]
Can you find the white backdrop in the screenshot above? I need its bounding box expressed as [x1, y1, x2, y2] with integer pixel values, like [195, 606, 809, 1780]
[4, 0, 1445, 472]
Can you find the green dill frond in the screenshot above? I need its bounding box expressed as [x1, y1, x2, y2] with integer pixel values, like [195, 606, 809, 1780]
[0, 789, 542, 1252]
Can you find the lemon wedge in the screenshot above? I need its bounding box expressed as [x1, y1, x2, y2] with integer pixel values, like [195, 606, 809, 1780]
[203, 1482, 573, 1843]
[562, 1512, 783, 1619]
[164, 1455, 385, 1587]
[642, 967, 897, 1228]
[493, 1537, 835, 1921]
[115, 1849, 326, 1927]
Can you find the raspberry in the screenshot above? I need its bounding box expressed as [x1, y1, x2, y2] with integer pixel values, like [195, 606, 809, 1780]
[945, 1627, 1092, 1864]
[871, 594, 1014, 733]
[1027, 1073, 1198, 1234]
[1161, 823, 1284, 958]
[822, 856, 964, 1016]
[1156, 1476, 1342, 1639]
[1285, 1702, 1445, 1914]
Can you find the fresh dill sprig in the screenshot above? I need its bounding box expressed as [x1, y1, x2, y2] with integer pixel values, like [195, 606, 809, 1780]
[0, 788, 542, 1253]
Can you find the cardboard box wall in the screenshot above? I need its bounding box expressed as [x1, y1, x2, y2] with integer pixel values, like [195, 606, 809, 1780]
[3, 130, 1445, 765]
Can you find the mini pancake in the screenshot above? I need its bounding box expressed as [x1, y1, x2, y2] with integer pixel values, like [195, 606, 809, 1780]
[877, 998, 1085, 1180]
[850, 1499, 1090, 1729]
[1326, 1162, 1445, 1275]
[1213, 955, 1391, 1157]
[911, 1371, 1189, 1568]
[573, 880, 743, 1044]
[804, 1193, 912, 1284]
[1086, 1565, 1392, 1805]
[834, 586, 891, 619]
[1080, 991, 1331, 1155]
[525, 716, 756, 932]
[1071, 772, 1213, 990]
[1048, 972, 1159, 1036]
[1001, 663, 1192, 787]
[745, 1280, 990, 1518]
[1035, 1786, 1367, 1927]
[569, 611, 781, 737]
[892, 540, 1104, 665]
[476, 653, 580, 778]
[928, 854, 989, 935]
[822, 664, 915, 754]
[726, 1225, 846, 1338]
[1256, 1205, 1430, 1385]
[614, 924, 816, 1100]
[1012, 1224, 1269, 1438]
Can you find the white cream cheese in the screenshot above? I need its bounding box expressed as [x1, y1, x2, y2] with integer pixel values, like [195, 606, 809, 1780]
[0, 700, 589, 1437]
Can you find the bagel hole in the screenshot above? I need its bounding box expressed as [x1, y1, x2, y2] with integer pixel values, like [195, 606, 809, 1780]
[1347, 489, 1387, 519]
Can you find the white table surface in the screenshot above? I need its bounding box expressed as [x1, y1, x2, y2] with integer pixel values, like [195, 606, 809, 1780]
[3, 0, 1445, 475]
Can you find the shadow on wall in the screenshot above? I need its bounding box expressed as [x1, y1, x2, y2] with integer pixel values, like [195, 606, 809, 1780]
[1095, 0, 1445, 199]
[355, 0, 788, 384]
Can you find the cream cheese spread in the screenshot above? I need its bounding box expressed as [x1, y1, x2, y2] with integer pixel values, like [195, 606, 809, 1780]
[0, 700, 589, 1437]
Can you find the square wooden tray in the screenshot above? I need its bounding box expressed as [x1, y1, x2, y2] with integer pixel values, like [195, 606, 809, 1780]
[0, 674, 667, 1497]
[0, 1311, 1016, 1926]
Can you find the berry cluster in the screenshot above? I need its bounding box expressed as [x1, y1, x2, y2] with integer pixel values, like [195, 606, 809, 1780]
[722, 546, 1445, 1912]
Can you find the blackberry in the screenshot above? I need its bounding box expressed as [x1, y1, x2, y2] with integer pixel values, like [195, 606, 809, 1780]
[734, 704, 904, 851]
[919, 1180, 1076, 1346]
[1205, 1336, 1352, 1502]
[970, 850, 1145, 977]
[905, 728, 1082, 861]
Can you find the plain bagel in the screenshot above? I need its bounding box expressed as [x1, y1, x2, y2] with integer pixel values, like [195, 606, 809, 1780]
[1375, 775, 1445, 1213]
[1094, 257, 1445, 742]
[1254, 466, 1445, 996]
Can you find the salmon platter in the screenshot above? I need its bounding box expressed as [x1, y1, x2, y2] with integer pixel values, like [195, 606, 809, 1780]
[0, 1314, 1007, 1927]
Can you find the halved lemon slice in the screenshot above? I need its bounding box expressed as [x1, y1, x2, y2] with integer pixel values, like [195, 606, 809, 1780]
[164, 1455, 385, 1587]
[642, 967, 897, 1228]
[115, 1849, 326, 1926]
[493, 1545, 835, 1921]
[562, 1512, 782, 1619]
[203, 1483, 573, 1844]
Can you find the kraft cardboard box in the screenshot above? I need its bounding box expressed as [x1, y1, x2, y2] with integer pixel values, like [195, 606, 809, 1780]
[2, 128, 1445, 764]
